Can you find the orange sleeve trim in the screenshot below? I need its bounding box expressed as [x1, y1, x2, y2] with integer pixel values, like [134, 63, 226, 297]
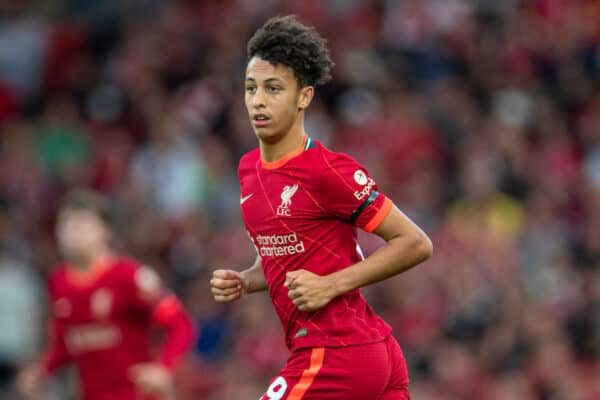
[152, 295, 181, 324]
[261, 134, 307, 170]
[287, 347, 325, 400]
[363, 197, 393, 232]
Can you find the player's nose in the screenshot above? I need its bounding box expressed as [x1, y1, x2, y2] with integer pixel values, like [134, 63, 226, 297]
[252, 88, 266, 108]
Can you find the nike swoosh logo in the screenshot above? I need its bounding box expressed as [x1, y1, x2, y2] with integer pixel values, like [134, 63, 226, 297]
[240, 193, 254, 204]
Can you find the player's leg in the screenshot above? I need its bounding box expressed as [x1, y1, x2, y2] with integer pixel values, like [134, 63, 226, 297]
[259, 341, 394, 400]
[378, 335, 411, 400]
[258, 347, 320, 400]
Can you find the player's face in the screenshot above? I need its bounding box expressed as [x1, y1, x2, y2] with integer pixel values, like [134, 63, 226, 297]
[56, 210, 109, 261]
[245, 57, 312, 143]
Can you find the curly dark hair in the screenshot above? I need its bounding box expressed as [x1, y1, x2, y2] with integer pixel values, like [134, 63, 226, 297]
[247, 15, 334, 88]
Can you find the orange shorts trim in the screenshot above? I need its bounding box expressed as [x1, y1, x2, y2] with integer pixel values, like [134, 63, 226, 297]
[287, 347, 325, 399]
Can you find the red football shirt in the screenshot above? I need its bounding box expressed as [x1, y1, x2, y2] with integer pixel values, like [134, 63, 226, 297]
[238, 135, 393, 351]
[42, 256, 193, 400]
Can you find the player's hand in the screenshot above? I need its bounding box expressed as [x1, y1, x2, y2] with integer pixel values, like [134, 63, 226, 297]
[210, 269, 245, 302]
[285, 269, 337, 312]
[16, 364, 43, 400]
[129, 362, 173, 398]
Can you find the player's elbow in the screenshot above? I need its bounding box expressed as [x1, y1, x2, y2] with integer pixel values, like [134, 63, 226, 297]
[411, 230, 433, 264]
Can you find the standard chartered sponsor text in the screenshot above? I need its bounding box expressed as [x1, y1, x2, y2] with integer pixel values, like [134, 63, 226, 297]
[66, 324, 121, 354]
[256, 232, 306, 257]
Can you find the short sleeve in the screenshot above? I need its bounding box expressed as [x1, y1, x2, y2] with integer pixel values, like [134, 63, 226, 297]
[132, 265, 163, 308]
[119, 261, 164, 316]
[319, 153, 393, 232]
[125, 263, 186, 329]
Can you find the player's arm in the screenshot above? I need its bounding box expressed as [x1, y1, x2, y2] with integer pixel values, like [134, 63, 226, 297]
[210, 254, 267, 302]
[17, 318, 71, 398]
[329, 203, 432, 291]
[151, 295, 195, 368]
[286, 153, 432, 312]
[128, 267, 194, 397]
[286, 204, 432, 311]
[129, 296, 194, 399]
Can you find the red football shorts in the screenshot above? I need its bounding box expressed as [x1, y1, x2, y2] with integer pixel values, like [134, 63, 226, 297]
[260, 335, 410, 400]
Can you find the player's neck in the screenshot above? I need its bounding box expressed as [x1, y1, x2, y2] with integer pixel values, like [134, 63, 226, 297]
[259, 121, 305, 163]
[68, 248, 110, 271]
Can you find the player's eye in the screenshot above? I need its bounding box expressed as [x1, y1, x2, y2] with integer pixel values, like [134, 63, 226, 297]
[268, 86, 281, 93]
[245, 86, 257, 94]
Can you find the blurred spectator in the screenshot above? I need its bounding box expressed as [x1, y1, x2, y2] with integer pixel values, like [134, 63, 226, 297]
[0, 207, 43, 397]
[0, 255, 42, 396]
[130, 115, 208, 220]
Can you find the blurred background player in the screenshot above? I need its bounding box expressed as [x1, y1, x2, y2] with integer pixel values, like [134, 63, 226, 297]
[210, 15, 432, 399]
[17, 189, 194, 400]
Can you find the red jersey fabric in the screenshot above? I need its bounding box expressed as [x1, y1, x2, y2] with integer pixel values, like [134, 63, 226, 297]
[238, 135, 393, 351]
[42, 255, 193, 400]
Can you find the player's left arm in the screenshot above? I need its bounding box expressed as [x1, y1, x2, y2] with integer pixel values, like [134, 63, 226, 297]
[128, 295, 194, 398]
[286, 204, 432, 311]
[128, 266, 195, 397]
[150, 294, 195, 368]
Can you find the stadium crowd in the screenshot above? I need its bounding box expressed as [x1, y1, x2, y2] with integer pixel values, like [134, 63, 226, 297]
[0, 0, 600, 398]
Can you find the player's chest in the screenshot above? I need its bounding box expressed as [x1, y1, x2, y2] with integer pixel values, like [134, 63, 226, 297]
[239, 172, 323, 231]
[53, 281, 126, 325]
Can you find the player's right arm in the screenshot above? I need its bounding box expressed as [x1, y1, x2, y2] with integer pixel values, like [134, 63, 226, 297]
[211, 255, 267, 302]
[17, 317, 70, 398]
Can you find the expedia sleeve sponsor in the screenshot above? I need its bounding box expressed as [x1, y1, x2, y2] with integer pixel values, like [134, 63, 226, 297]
[353, 177, 376, 201]
[319, 153, 389, 229]
[255, 232, 306, 257]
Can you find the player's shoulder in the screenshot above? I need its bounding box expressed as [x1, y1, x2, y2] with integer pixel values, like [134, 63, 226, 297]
[93, 255, 139, 283]
[109, 254, 139, 268]
[108, 256, 162, 292]
[111, 255, 153, 276]
[311, 140, 365, 172]
[238, 148, 261, 176]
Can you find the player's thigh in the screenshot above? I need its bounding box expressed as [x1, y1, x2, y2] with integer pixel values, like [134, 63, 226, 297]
[379, 336, 411, 400]
[258, 347, 313, 400]
[260, 342, 392, 400]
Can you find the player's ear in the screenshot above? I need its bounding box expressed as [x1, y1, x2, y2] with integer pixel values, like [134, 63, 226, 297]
[297, 86, 314, 110]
